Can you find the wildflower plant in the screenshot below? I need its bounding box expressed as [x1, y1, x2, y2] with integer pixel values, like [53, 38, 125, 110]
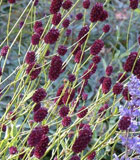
[0, 0, 140, 160]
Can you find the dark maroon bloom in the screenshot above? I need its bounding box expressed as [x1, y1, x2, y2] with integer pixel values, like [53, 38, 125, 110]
[99, 10, 108, 21]
[34, 107, 47, 122]
[87, 151, 96, 160]
[50, 0, 63, 14]
[8, 111, 16, 121]
[66, 29, 72, 36]
[32, 88, 47, 103]
[9, 146, 18, 155]
[44, 28, 59, 44]
[27, 126, 44, 147]
[62, 0, 72, 10]
[133, 59, 140, 77]
[59, 106, 69, 118]
[122, 87, 131, 101]
[90, 3, 103, 22]
[33, 21, 42, 32]
[88, 63, 97, 75]
[1, 46, 9, 57]
[75, 13, 83, 20]
[33, 0, 39, 6]
[52, 13, 61, 26]
[82, 92, 88, 101]
[102, 77, 112, 94]
[130, 0, 138, 10]
[92, 56, 101, 64]
[62, 18, 70, 28]
[49, 56, 62, 81]
[33, 103, 41, 112]
[62, 116, 71, 127]
[82, 70, 91, 80]
[90, 39, 104, 55]
[124, 52, 138, 72]
[34, 135, 49, 159]
[26, 63, 41, 80]
[68, 74, 76, 82]
[99, 76, 105, 84]
[77, 106, 88, 118]
[31, 34, 40, 45]
[36, 27, 44, 37]
[113, 83, 123, 95]
[19, 21, 24, 28]
[138, 35, 140, 45]
[2, 124, 6, 132]
[118, 116, 131, 130]
[103, 24, 110, 33]
[25, 51, 35, 64]
[106, 65, 113, 76]
[58, 45, 67, 56]
[83, 0, 90, 9]
[70, 155, 80, 160]
[77, 25, 89, 45]
[117, 73, 127, 83]
[19, 149, 25, 159]
[62, 89, 75, 104]
[74, 50, 84, 63]
[98, 104, 109, 117]
[72, 127, 92, 153]
[8, 0, 16, 3]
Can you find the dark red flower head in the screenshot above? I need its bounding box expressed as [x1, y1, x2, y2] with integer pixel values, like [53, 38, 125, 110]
[32, 88, 47, 103]
[33, 21, 42, 32]
[9, 146, 18, 155]
[52, 13, 61, 26]
[62, 89, 75, 104]
[124, 52, 138, 72]
[31, 34, 40, 45]
[36, 27, 44, 37]
[57, 45, 67, 56]
[82, 92, 88, 101]
[118, 116, 131, 130]
[26, 63, 41, 80]
[68, 74, 76, 82]
[34, 135, 49, 159]
[113, 83, 123, 95]
[62, 0, 72, 10]
[66, 29, 72, 36]
[122, 87, 131, 101]
[72, 127, 92, 153]
[62, 116, 71, 127]
[77, 25, 89, 45]
[27, 126, 44, 147]
[98, 104, 109, 117]
[33, 103, 41, 112]
[8, 0, 16, 4]
[102, 77, 111, 94]
[49, 56, 62, 81]
[77, 106, 88, 118]
[103, 24, 110, 33]
[106, 65, 113, 76]
[90, 39, 104, 55]
[92, 55, 101, 64]
[59, 106, 69, 118]
[33, 107, 48, 122]
[44, 28, 59, 44]
[83, 0, 90, 9]
[90, 3, 108, 22]
[50, 0, 63, 14]
[130, 0, 139, 10]
[1, 46, 9, 57]
[70, 155, 80, 160]
[117, 73, 127, 83]
[62, 18, 70, 28]
[74, 50, 84, 63]
[75, 13, 83, 20]
[25, 51, 35, 64]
